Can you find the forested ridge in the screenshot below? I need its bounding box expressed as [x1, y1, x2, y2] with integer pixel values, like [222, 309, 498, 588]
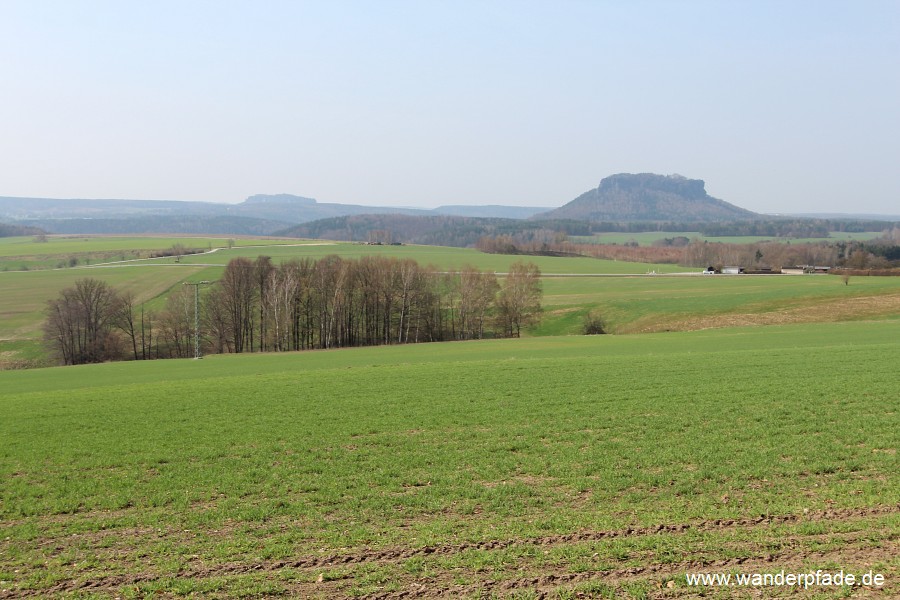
[0, 222, 46, 237]
[274, 214, 590, 246]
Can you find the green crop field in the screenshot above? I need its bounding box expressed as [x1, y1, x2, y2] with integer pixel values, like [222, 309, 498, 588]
[570, 231, 885, 246]
[0, 238, 687, 367]
[0, 236, 305, 272]
[173, 242, 685, 274]
[0, 235, 685, 273]
[3, 237, 900, 369]
[1, 320, 897, 598]
[537, 272, 900, 335]
[0, 235, 310, 257]
[0, 266, 215, 366]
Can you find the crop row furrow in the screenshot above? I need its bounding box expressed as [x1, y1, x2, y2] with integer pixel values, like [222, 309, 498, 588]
[17, 504, 897, 597]
[366, 541, 899, 599]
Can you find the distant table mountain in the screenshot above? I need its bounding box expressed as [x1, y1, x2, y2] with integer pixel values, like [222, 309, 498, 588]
[535, 173, 759, 222]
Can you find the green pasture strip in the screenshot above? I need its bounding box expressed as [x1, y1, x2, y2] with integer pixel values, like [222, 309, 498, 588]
[0, 266, 205, 340]
[0, 257, 61, 271]
[571, 231, 885, 246]
[0, 235, 306, 272]
[1, 322, 897, 595]
[3, 319, 897, 396]
[173, 242, 685, 274]
[135, 265, 226, 315]
[0, 235, 302, 258]
[538, 272, 900, 335]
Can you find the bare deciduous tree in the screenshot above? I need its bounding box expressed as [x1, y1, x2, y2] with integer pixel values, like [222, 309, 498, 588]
[458, 265, 499, 340]
[221, 257, 258, 353]
[158, 286, 195, 358]
[496, 261, 542, 338]
[43, 278, 121, 365]
[112, 291, 140, 360]
[254, 256, 274, 352]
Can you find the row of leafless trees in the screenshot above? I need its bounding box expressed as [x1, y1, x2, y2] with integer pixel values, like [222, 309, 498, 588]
[201, 256, 542, 353]
[43, 256, 543, 365]
[478, 234, 898, 270]
[679, 240, 843, 269]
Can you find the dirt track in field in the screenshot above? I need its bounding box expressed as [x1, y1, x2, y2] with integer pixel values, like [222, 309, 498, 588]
[7, 504, 896, 599]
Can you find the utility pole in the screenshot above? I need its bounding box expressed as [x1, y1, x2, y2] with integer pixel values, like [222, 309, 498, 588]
[182, 281, 211, 359]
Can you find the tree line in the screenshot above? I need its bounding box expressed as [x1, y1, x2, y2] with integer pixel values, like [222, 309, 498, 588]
[0, 222, 46, 237]
[43, 256, 542, 365]
[275, 214, 590, 247]
[477, 228, 900, 271]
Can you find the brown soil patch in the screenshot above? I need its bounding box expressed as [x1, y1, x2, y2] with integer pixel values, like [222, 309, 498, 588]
[632, 293, 900, 333]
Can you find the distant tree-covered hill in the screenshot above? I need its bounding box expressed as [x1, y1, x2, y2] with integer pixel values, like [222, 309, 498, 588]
[0, 222, 46, 237]
[6, 182, 890, 240]
[224, 194, 431, 222]
[276, 214, 590, 247]
[16, 216, 291, 236]
[228, 196, 553, 221]
[537, 173, 759, 222]
[0, 194, 555, 232]
[0, 196, 223, 219]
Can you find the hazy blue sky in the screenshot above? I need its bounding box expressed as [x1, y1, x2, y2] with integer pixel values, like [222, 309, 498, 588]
[1, 1, 898, 214]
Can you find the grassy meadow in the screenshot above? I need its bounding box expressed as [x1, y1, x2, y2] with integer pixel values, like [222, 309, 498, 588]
[0, 235, 682, 274]
[1, 235, 898, 597]
[173, 241, 685, 274]
[0, 266, 217, 366]
[537, 271, 900, 335]
[1, 320, 898, 597]
[0, 236, 310, 272]
[3, 235, 900, 367]
[0, 236, 691, 368]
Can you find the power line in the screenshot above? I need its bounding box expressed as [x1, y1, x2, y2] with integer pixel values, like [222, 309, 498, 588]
[182, 281, 211, 359]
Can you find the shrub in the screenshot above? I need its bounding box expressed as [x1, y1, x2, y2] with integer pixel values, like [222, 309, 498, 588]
[582, 311, 607, 335]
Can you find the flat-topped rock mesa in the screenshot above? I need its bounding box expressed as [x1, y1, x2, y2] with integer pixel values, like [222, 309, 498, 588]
[536, 173, 759, 222]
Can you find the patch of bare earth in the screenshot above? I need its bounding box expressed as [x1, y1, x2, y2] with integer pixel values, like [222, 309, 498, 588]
[632, 293, 900, 333]
[4, 504, 896, 598]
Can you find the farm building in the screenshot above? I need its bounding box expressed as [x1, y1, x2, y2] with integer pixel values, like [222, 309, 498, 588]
[782, 265, 832, 275]
[744, 267, 779, 274]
